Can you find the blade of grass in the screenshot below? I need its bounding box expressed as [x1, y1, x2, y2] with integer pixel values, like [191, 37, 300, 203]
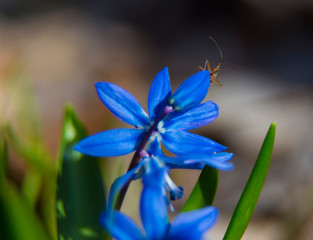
[181, 166, 219, 212]
[21, 167, 42, 209]
[223, 122, 276, 240]
[57, 104, 106, 240]
[0, 137, 50, 240]
[4, 124, 57, 238]
[0, 185, 51, 240]
[0, 138, 8, 189]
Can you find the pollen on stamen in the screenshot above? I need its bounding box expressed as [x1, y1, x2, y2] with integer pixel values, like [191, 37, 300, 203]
[157, 121, 166, 134]
[149, 132, 162, 142]
[168, 99, 181, 111]
[164, 105, 174, 114]
[139, 150, 149, 158]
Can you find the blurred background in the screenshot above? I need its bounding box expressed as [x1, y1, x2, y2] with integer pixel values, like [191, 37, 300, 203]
[0, 0, 313, 239]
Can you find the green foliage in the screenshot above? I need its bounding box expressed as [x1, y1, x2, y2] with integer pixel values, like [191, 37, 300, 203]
[181, 166, 218, 212]
[3, 123, 57, 238]
[0, 138, 8, 189]
[0, 138, 50, 240]
[56, 104, 106, 240]
[223, 122, 276, 240]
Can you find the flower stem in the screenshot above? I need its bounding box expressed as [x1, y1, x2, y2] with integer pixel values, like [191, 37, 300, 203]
[115, 109, 171, 210]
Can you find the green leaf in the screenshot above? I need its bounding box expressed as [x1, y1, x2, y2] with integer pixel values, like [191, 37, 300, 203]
[0, 137, 50, 240]
[57, 104, 106, 240]
[21, 167, 42, 209]
[4, 124, 57, 236]
[181, 166, 219, 212]
[223, 122, 276, 240]
[0, 138, 8, 189]
[0, 185, 52, 240]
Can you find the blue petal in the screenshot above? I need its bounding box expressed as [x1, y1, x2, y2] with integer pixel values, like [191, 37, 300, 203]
[100, 211, 143, 240]
[163, 101, 218, 130]
[162, 153, 234, 171]
[140, 166, 169, 239]
[169, 70, 210, 111]
[161, 130, 226, 155]
[74, 128, 145, 157]
[160, 155, 203, 169]
[148, 67, 171, 122]
[96, 82, 150, 127]
[167, 163, 204, 170]
[184, 152, 234, 170]
[167, 206, 218, 239]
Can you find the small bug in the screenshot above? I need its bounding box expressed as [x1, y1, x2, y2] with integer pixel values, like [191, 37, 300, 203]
[199, 36, 224, 87]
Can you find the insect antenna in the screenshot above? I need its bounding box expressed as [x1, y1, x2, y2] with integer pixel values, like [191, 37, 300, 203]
[209, 36, 223, 63]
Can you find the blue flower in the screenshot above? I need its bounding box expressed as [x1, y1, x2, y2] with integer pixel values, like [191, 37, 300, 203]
[74, 67, 225, 157]
[105, 139, 233, 210]
[101, 164, 219, 240]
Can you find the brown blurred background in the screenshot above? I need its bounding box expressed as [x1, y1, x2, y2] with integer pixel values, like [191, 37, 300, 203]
[1, 0, 313, 239]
